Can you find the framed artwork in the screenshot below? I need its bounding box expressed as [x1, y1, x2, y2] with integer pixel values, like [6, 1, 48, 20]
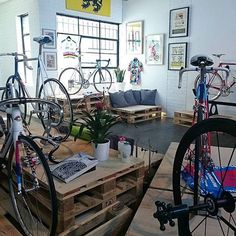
[44, 52, 57, 70]
[126, 21, 143, 54]
[145, 34, 164, 65]
[168, 42, 187, 70]
[42, 28, 56, 49]
[169, 7, 189, 38]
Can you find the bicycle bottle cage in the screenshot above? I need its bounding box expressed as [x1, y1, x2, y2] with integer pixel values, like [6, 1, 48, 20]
[33, 35, 52, 45]
[190, 55, 214, 67]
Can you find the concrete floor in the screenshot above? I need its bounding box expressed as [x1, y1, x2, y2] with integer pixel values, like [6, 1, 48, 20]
[110, 117, 189, 154]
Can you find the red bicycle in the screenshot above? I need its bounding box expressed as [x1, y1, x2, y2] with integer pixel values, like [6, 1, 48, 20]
[194, 53, 236, 100]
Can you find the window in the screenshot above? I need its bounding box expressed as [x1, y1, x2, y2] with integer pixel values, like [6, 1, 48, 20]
[57, 14, 119, 72]
[18, 14, 32, 83]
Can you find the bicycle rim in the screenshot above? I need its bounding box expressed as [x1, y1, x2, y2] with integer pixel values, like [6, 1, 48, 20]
[38, 78, 73, 142]
[173, 118, 236, 236]
[59, 67, 83, 95]
[194, 72, 223, 101]
[7, 135, 58, 236]
[93, 68, 112, 93]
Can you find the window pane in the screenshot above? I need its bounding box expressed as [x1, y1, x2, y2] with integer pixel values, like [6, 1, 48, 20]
[100, 39, 117, 54]
[100, 23, 118, 39]
[79, 19, 99, 37]
[22, 15, 29, 34]
[81, 37, 99, 54]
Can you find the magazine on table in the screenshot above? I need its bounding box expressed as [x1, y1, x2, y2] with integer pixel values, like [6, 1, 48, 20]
[50, 152, 98, 183]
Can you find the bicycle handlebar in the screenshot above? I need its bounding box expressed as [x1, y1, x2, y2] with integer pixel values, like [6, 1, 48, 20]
[0, 52, 33, 70]
[178, 66, 230, 89]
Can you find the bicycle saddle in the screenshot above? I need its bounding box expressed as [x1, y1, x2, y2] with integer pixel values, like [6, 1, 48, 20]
[190, 55, 214, 67]
[33, 35, 52, 45]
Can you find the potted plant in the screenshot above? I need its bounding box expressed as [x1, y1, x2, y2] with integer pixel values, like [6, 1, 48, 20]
[114, 68, 126, 91]
[114, 68, 126, 83]
[74, 102, 119, 161]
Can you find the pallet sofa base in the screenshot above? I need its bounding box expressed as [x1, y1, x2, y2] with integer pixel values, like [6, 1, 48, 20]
[111, 105, 162, 124]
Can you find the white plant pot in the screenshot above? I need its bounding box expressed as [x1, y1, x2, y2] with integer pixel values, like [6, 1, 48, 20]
[118, 141, 131, 162]
[92, 139, 110, 161]
[116, 82, 125, 91]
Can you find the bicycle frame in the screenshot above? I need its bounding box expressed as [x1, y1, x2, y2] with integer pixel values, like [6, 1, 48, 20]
[218, 61, 236, 88]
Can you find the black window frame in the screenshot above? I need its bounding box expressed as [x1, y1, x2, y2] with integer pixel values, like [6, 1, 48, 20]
[56, 13, 120, 69]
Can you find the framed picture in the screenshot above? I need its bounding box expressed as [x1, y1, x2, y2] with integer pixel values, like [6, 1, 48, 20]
[168, 42, 187, 70]
[44, 52, 57, 70]
[126, 21, 143, 54]
[145, 34, 164, 65]
[42, 28, 56, 49]
[169, 7, 189, 38]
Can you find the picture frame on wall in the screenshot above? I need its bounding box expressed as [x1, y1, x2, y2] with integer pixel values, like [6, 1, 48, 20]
[42, 28, 56, 49]
[145, 34, 164, 65]
[169, 7, 189, 38]
[44, 52, 57, 70]
[126, 21, 143, 54]
[168, 42, 187, 70]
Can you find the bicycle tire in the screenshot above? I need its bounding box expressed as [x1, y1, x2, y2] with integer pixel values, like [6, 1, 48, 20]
[93, 68, 112, 93]
[194, 72, 223, 101]
[58, 67, 83, 95]
[7, 135, 58, 236]
[173, 118, 236, 236]
[3, 75, 27, 121]
[38, 78, 73, 142]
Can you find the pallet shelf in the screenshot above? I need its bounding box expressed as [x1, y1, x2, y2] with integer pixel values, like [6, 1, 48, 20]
[174, 110, 195, 127]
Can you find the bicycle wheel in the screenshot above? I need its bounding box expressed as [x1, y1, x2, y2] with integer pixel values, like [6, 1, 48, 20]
[59, 67, 83, 95]
[7, 135, 57, 236]
[194, 72, 223, 101]
[38, 78, 73, 142]
[173, 118, 236, 236]
[2, 75, 27, 121]
[93, 68, 112, 93]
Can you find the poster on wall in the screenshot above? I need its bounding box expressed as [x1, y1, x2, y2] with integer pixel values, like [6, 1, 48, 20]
[126, 21, 143, 54]
[145, 34, 164, 65]
[169, 7, 189, 38]
[66, 0, 111, 17]
[168, 42, 187, 70]
[42, 29, 56, 49]
[44, 52, 57, 70]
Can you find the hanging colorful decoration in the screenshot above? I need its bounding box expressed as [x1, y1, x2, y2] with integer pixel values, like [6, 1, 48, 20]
[128, 58, 144, 85]
[66, 0, 111, 17]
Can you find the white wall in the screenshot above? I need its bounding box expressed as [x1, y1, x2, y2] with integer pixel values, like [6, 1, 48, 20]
[0, 0, 39, 90]
[121, 0, 236, 117]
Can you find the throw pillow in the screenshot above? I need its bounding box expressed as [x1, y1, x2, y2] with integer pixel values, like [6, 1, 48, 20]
[124, 90, 138, 106]
[140, 89, 157, 105]
[109, 91, 129, 108]
[132, 90, 141, 104]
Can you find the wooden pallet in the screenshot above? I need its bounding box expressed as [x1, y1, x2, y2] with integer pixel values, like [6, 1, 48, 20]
[111, 105, 162, 124]
[18, 140, 145, 234]
[174, 111, 195, 127]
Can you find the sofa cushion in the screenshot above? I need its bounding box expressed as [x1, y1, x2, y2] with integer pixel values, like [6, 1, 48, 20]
[140, 89, 157, 105]
[124, 90, 138, 106]
[109, 91, 129, 108]
[132, 90, 141, 104]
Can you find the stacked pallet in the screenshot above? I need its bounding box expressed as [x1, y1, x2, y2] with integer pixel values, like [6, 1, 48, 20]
[174, 111, 195, 127]
[54, 158, 144, 235]
[111, 105, 162, 124]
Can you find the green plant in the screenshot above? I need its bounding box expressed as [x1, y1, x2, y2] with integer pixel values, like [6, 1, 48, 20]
[74, 102, 119, 146]
[114, 68, 126, 83]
